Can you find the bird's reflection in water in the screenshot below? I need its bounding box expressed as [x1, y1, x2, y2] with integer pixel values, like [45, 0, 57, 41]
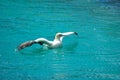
[19, 47, 49, 56]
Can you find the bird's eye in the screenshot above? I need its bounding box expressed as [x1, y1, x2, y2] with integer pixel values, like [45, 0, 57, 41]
[59, 34, 62, 36]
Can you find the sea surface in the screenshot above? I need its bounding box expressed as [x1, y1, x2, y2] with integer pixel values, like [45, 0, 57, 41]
[0, 0, 120, 80]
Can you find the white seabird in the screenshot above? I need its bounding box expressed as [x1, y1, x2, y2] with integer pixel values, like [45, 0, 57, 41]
[17, 32, 78, 51]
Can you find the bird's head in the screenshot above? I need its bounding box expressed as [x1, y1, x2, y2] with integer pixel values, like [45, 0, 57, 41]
[55, 32, 64, 41]
[55, 32, 78, 41]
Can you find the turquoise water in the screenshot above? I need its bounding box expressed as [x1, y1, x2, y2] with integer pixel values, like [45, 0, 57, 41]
[0, 0, 120, 80]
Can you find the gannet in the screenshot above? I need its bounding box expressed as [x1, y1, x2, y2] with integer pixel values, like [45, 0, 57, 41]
[17, 32, 78, 51]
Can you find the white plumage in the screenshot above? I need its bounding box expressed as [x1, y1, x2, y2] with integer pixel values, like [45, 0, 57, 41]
[17, 32, 78, 51]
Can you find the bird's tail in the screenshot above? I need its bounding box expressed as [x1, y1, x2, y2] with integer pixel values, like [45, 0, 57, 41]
[17, 40, 36, 51]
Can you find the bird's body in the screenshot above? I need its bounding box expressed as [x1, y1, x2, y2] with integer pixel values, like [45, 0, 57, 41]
[17, 32, 78, 51]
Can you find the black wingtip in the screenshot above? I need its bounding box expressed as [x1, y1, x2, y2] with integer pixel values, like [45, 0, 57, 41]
[74, 32, 78, 35]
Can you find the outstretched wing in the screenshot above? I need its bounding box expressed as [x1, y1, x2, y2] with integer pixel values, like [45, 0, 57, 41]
[17, 38, 53, 51]
[34, 38, 53, 46]
[62, 32, 78, 36]
[17, 40, 36, 51]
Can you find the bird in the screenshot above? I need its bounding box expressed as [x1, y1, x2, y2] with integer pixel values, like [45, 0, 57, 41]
[17, 32, 78, 51]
